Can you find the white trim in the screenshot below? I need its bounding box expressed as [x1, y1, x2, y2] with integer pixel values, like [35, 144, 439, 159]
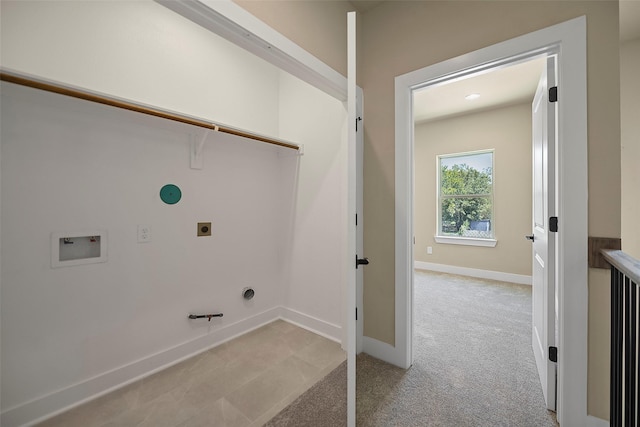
[362, 336, 405, 366]
[586, 415, 610, 427]
[415, 261, 532, 285]
[395, 17, 587, 426]
[434, 235, 497, 247]
[1, 306, 342, 427]
[436, 149, 495, 242]
[280, 307, 343, 343]
[156, 0, 347, 101]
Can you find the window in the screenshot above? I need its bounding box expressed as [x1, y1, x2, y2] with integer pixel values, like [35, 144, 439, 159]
[436, 150, 495, 246]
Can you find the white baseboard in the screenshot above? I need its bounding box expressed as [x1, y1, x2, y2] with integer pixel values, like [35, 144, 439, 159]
[2, 305, 343, 427]
[586, 415, 609, 427]
[280, 307, 342, 344]
[2, 307, 283, 427]
[414, 261, 532, 285]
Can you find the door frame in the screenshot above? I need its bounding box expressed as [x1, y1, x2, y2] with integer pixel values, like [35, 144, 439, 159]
[394, 17, 587, 425]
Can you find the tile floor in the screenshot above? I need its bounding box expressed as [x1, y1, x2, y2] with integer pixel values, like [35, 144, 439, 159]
[38, 320, 346, 427]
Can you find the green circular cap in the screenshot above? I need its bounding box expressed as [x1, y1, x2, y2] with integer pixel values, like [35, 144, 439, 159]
[160, 184, 182, 205]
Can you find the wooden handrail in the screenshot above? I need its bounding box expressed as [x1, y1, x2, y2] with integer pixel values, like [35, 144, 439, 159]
[0, 70, 300, 151]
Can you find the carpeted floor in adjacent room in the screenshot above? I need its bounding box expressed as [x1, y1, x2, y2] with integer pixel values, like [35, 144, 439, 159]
[266, 270, 559, 427]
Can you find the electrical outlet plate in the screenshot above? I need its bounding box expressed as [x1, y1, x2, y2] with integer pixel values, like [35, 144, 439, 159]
[198, 222, 211, 236]
[137, 225, 151, 243]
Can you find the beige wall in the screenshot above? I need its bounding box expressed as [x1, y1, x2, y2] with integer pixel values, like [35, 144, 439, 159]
[588, 267, 611, 420]
[606, 38, 640, 417]
[234, 0, 620, 421]
[621, 38, 640, 259]
[415, 103, 532, 276]
[361, 0, 619, 345]
[361, 3, 618, 421]
[234, 0, 354, 77]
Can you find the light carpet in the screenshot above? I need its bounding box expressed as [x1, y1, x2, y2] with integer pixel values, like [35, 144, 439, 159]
[266, 271, 558, 426]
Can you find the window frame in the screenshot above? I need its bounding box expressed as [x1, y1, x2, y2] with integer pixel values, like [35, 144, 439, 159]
[435, 149, 497, 247]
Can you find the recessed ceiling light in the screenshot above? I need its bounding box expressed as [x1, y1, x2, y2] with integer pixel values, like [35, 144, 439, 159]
[465, 93, 480, 100]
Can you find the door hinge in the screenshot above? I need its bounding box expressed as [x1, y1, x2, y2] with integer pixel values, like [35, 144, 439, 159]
[550, 216, 558, 233]
[356, 116, 362, 132]
[356, 213, 358, 226]
[549, 346, 558, 362]
[549, 86, 558, 103]
[356, 307, 358, 320]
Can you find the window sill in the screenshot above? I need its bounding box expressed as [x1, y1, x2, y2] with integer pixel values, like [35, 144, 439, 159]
[434, 235, 497, 247]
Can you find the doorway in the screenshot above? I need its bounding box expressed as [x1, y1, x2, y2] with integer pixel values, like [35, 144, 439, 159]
[393, 17, 588, 425]
[412, 57, 545, 280]
[411, 54, 553, 416]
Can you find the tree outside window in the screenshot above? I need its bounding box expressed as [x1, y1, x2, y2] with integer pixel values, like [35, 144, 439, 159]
[438, 151, 494, 239]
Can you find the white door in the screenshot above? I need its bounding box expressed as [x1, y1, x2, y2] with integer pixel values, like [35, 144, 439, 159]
[356, 87, 364, 355]
[347, 11, 358, 427]
[531, 54, 557, 411]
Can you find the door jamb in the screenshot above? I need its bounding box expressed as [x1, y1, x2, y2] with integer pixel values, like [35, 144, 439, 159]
[394, 16, 587, 425]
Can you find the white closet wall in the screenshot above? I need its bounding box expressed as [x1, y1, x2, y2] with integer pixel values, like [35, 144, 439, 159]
[0, 83, 287, 415]
[0, 1, 347, 426]
[277, 73, 348, 336]
[0, 0, 281, 137]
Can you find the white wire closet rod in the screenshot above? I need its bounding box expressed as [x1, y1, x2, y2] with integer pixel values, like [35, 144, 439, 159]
[0, 69, 300, 151]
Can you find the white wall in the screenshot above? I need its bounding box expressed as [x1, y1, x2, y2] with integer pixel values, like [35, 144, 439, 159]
[0, 82, 286, 418]
[0, 0, 280, 138]
[277, 72, 348, 337]
[0, 1, 347, 425]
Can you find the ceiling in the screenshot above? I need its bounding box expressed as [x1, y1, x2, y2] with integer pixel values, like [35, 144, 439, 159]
[413, 57, 546, 123]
